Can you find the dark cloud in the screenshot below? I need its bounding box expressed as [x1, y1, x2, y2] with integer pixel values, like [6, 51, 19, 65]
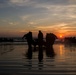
[29, 0, 72, 5]
[0, 0, 76, 37]
[0, 0, 76, 7]
[0, 0, 9, 3]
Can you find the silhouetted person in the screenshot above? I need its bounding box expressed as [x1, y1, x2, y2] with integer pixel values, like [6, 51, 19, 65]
[38, 30, 43, 46]
[22, 32, 33, 60]
[46, 33, 57, 56]
[22, 31, 33, 49]
[38, 30, 43, 62]
[46, 33, 57, 46]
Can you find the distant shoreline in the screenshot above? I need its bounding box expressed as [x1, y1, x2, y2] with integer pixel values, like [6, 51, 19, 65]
[0, 42, 27, 45]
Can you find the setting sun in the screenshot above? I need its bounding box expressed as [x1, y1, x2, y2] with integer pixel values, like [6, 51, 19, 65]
[59, 34, 63, 39]
[57, 33, 64, 39]
[60, 35, 62, 38]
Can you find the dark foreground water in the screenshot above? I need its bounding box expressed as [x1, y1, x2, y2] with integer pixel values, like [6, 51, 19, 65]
[0, 43, 76, 75]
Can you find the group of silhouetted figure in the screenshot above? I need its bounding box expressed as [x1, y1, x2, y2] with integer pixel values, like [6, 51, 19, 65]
[22, 30, 57, 62]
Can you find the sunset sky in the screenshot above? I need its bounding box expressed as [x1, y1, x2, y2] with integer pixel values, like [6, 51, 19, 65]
[0, 0, 76, 37]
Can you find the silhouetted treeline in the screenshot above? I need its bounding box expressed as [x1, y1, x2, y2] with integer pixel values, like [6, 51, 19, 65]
[0, 37, 27, 42]
[64, 37, 76, 43]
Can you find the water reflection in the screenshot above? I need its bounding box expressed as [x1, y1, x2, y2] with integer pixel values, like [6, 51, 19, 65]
[24, 60, 32, 70]
[0, 44, 14, 55]
[64, 44, 76, 51]
[25, 47, 32, 59]
[46, 46, 55, 58]
[38, 47, 43, 62]
[0, 43, 76, 74]
[38, 61, 43, 70]
[59, 44, 65, 56]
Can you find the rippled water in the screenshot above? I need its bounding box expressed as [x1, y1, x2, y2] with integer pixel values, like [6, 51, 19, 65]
[0, 43, 76, 75]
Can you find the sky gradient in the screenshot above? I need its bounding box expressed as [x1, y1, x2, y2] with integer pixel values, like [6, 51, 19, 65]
[0, 0, 76, 37]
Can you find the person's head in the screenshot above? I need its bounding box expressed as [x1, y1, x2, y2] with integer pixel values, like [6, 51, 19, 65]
[29, 31, 32, 34]
[39, 30, 41, 33]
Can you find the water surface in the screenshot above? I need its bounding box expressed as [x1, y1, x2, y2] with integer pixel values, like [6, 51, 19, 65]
[0, 43, 76, 75]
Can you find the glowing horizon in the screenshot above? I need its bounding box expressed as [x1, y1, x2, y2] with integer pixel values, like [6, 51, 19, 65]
[0, 0, 76, 37]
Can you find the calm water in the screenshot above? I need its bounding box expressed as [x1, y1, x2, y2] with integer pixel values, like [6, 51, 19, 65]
[0, 43, 76, 75]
